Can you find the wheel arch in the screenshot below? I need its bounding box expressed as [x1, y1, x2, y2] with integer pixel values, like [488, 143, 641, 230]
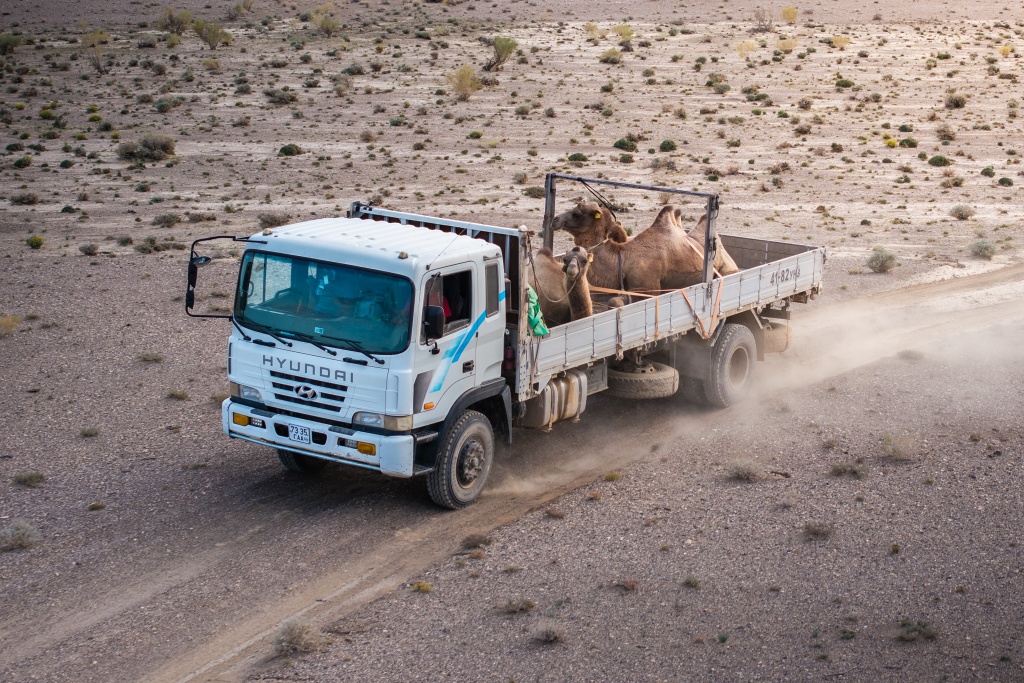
[414, 379, 511, 473]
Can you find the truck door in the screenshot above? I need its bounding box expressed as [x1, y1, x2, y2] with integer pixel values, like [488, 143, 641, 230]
[415, 265, 478, 420]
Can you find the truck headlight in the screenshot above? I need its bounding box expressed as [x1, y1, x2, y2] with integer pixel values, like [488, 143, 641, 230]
[352, 412, 412, 431]
[229, 382, 263, 402]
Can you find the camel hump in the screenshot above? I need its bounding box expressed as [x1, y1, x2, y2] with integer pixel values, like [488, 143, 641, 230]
[536, 246, 554, 258]
[607, 220, 629, 243]
[649, 204, 687, 232]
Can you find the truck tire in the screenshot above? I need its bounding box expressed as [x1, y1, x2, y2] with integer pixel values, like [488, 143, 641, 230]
[606, 362, 679, 400]
[704, 323, 756, 408]
[277, 448, 328, 474]
[427, 410, 494, 509]
[678, 375, 708, 406]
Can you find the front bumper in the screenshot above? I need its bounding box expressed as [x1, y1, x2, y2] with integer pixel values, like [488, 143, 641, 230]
[222, 400, 415, 477]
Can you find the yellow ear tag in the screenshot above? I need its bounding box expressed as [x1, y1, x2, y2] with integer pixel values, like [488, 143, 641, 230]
[594, 211, 602, 219]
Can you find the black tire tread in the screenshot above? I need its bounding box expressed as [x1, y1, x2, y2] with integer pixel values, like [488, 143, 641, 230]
[427, 410, 493, 509]
[704, 323, 756, 408]
[606, 362, 680, 400]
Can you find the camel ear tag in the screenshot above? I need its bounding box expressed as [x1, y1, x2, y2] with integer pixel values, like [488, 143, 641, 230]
[594, 211, 602, 219]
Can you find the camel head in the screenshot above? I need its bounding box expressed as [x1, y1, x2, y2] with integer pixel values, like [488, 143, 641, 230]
[561, 246, 590, 281]
[551, 201, 629, 247]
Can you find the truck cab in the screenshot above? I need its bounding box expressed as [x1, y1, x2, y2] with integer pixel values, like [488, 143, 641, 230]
[196, 215, 509, 507]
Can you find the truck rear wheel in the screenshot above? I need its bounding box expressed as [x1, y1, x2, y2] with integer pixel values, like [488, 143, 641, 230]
[678, 375, 708, 406]
[705, 323, 756, 408]
[427, 410, 494, 509]
[277, 448, 328, 474]
[606, 362, 679, 400]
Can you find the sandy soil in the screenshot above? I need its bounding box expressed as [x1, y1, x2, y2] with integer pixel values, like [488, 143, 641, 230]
[1, 1, 1023, 681]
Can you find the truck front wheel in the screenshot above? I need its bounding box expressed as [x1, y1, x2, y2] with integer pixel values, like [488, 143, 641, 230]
[705, 323, 757, 408]
[427, 410, 494, 509]
[277, 448, 328, 474]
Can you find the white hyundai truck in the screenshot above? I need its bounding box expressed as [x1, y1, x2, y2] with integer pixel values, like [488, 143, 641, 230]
[186, 175, 825, 508]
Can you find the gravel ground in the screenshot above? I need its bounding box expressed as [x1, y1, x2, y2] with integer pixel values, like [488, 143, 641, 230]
[264, 324, 1024, 682]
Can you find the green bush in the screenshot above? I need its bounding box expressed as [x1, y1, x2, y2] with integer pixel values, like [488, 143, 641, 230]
[567, 152, 588, 163]
[483, 35, 517, 72]
[117, 134, 176, 161]
[613, 137, 637, 152]
[866, 247, 897, 273]
[152, 213, 182, 227]
[26, 235, 45, 250]
[12, 155, 31, 169]
[835, 78, 855, 88]
[981, 166, 995, 177]
[659, 139, 677, 152]
[969, 240, 996, 260]
[522, 186, 545, 199]
[898, 137, 918, 148]
[944, 92, 967, 109]
[79, 243, 99, 256]
[927, 155, 951, 167]
[599, 49, 622, 64]
[278, 143, 302, 156]
[997, 177, 1013, 187]
[0, 33, 23, 55]
[264, 88, 297, 105]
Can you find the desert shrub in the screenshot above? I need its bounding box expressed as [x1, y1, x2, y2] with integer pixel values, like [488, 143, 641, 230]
[447, 65, 481, 101]
[0, 34, 23, 54]
[831, 461, 867, 479]
[777, 38, 798, 53]
[780, 6, 798, 23]
[980, 166, 995, 177]
[998, 177, 1013, 187]
[835, 78, 854, 89]
[278, 143, 302, 156]
[156, 7, 194, 35]
[154, 95, 184, 113]
[659, 139, 677, 152]
[78, 243, 99, 256]
[949, 204, 974, 220]
[118, 134, 175, 161]
[936, 124, 956, 141]
[927, 154, 951, 167]
[803, 522, 834, 541]
[0, 315, 20, 337]
[533, 622, 566, 644]
[484, 35, 517, 71]
[584, 22, 607, 41]
[613, 137, 637, 152]
[728, 458, 765, 482]
[523, 186, 545, 199]
[897, 619, 938, 642]
[969, 240, 996, 259]
[12, 471, 46, 487]
[13, 155, 31, 169]
[263, 88, 297, 105]
[202, 58, 219, 71]
[567, 152, 588, 164]
[599, 48, 622, 64]
[11, 192, 39, 205]
[0, 520, 39, 551]
[831, 35, 850, 50]
[944, 92, 967, 109]
[26, 235, 44, 250]
[153, 213, 182, 227]
[737, 40, 757, 59]
[866, 247, 897, 273]
[193, 19, 231, 50]
[341, 62, 365, 75]
[258, 213, 291, 229]
[898, 137, 918, 148]
[273, 620, 327, 655]
[751, 6, 774, 32]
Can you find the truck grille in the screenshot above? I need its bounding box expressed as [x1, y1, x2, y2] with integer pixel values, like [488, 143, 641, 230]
[268, 370, 347, 413]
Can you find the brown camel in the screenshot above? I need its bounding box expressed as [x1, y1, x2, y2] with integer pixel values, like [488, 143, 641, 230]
[527, 246, 593, 326]
[551, 201, 739, 293]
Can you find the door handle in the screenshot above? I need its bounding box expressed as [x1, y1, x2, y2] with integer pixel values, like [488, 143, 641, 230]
[462, 360, 475, 373]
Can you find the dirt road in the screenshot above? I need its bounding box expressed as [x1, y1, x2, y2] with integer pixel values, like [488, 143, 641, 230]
[3, 258, 1022, 683]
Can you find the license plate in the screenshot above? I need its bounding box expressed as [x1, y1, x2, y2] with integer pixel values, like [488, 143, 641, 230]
[288, 424, 311, 444]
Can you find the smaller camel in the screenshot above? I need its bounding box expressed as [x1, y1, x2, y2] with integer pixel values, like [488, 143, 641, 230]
[527, 246, 593, 327]
[551, 201, 738, 293]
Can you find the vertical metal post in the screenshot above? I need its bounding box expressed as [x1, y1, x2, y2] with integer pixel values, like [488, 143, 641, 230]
[542, 173, 557, 251]
[701, 195, 719, 285]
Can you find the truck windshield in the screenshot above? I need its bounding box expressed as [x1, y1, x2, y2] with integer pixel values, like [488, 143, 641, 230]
[234, 251, 413, 354]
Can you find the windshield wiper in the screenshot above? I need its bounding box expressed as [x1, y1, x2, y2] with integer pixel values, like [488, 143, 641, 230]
[237, 319, 292, 348]
[327, 335, 385, 365]
[278, 329, 338, 357]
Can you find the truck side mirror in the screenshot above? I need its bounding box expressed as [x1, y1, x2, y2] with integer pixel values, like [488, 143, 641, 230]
[424, 305, 445, 341]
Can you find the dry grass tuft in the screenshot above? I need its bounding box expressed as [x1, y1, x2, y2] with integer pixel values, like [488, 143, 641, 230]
[831, 461, 867, 479]
[273, 619, 328, 655]
[533, 621, 566, 644]
[410, 581, 432, 593]
[461, 533, 493, 550]
[881, 433, 918, 462]
[897, 618, 939, 642]
[497, 597, 536, 614]
[728, 458, 765, 482]
[545, 507, 566, 519]
[1, 520, 40, 551]
[12, 471, 45, 488]
[803, 521, 834, 542]
[0, 315, 21, 337]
